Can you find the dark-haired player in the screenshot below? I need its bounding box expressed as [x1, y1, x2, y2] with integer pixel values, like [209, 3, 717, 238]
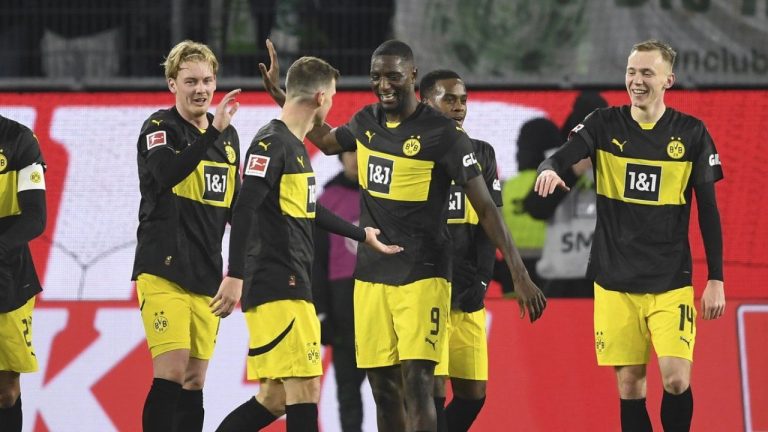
[260, 39, 545, 431]
[419, 69, 501, 432]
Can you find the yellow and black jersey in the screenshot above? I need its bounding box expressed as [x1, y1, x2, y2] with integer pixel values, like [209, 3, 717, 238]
[0, 117, 46, 312]
[567, 106, 723, 293]
[336, 103, 481, 285]
[447, 139, 502, 312]
[235, 120, 318, 310]
[132, 107, 240, 297]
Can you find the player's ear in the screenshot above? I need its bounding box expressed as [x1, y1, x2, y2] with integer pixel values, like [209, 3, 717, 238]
[168, 78, 177, 94]
[664, 72, 675, 89]
[316, 90, 325, 108]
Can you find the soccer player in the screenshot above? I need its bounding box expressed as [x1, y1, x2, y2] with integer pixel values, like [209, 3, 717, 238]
[260, 39, 545, 431]
[133, 40, 242, 432]
[215, 56, 401, 432]
[419, 69, 500, 432]
[534, 39, 725, 432]
[0, 115, 46, 432]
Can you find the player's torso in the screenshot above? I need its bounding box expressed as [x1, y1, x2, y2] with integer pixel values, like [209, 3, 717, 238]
[588, 107, 705, 292]
[347, 105, 459, 284]
[243, 122, 317, 306]
[447, 139, 500, 310]
[0, 117, 44, 310]
[134, 108, 240, 295]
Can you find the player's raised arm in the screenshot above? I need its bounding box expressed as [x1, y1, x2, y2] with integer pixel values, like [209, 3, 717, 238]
[258, 39, 286, 107]
[259, 39, 344, 155]
[464, 176, 547, 322]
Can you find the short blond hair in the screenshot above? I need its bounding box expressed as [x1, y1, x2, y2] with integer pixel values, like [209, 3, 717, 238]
[631, 39, 677, 70]
[285, 56, 340, 99]
[163, 40, 219, 80]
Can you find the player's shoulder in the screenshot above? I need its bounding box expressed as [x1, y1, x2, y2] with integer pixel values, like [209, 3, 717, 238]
[0, 115, 34, 143]
[470, 138, 495, 155]
[665, 107, 706, 130]
[249, 120, 293, 154]
[140, 108, 179, 134]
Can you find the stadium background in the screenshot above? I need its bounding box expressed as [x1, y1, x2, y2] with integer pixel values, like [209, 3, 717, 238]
[0, 1, 766, 431]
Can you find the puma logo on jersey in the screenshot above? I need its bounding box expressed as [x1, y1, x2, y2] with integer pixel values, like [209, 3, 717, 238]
[680, 336, 691, 348]
[365, 130, 375, 143]
[611, 138, 627, 152]
[258, 141, 271, 151]
[297, 155, 305, 168]
[424, 337, 437, 350]
[151, 119, 163, 126]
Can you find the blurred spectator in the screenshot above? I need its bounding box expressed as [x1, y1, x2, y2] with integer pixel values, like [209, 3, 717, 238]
[495, 118, 561, 295]
[0, 1, 43, 76]
[525, 91, 608, 298]
[300, 0, 395, 75]
[39, 0, 127, 79]
[311, 151, 367, 432]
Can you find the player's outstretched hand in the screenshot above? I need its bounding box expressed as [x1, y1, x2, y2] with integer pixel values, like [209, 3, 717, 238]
[513, 275, 547, 322]
[212, 89, 241, 132]
[534, 169, 569, 197]
[701, 280, 725, 320]
[363, 227, 404, 255]
[258, 39, 286, 107]
[210, 276, 242, 318]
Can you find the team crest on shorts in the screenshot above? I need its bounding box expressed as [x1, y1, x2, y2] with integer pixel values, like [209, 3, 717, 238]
[153, 311, 169, 333]
[595, 330, 606, 353]
[306, 342, 320, 365]
[667, 137, 685, 159]
[403, 136, 421, 156]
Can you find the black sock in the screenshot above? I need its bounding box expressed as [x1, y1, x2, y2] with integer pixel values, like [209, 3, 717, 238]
[286, 403, 318, 432]
[661, 386, 693, 432]
[445, 396, 485, 432]
[620, 398, 652, 432]
[175, 389, 204, 432]
[142, 378, 182, 432]
[216, 397, 278, 432]
[434, 396, 447, 432]
[0, 395, 22, 432]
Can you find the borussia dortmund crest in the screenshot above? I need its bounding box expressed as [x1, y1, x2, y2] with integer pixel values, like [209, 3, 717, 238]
[667, 137, 685, 160]
[306, 342, 320, 365]
[224, 143, 237, 164]
[153, 311, 169, 333]
[595, 330, 606, 353]
[403, 136, 421, 156]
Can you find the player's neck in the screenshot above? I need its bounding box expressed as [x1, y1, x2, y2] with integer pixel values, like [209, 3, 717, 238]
[176, 106, 209, 130]
[630, 102, 666, 125]
[280, 102, 315, 142]
[383, 95, 419, 123]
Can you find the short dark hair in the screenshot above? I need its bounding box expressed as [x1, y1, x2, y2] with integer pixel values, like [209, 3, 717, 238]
[631, 39, 677, 69]
[285, 56, 340, 99]
[419, 69, 462, 100]
[372, 40, 414, 63]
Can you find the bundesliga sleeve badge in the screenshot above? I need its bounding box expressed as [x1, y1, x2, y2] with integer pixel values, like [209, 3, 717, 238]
[245, 154, 270, 177]
[146, 130, 167, 151]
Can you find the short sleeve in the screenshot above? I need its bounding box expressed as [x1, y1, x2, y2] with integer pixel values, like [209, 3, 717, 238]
[138, 118, 176, 157]
[479, 142, 502, 207]
[243, 135, 285, 189]
[692, 124, 723, 185]
[15, 129, 45, 168]
[335, 124, 358, 152]
[438, 126, 481, 186]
